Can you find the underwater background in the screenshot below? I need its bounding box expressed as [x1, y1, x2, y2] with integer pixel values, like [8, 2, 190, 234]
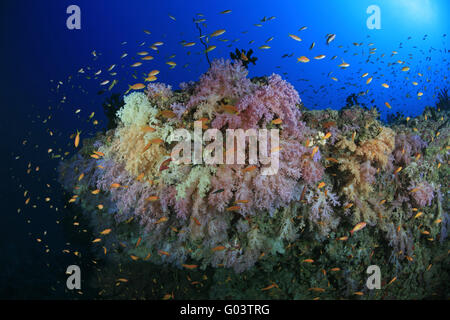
[0, 0, 449, 299]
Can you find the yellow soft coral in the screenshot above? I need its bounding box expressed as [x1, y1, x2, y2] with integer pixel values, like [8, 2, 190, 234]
[108, 124, 167, 178]
[355, 127, 395, 168]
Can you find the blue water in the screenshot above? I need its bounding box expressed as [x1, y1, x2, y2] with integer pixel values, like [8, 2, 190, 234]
[0, 0, 448, 298]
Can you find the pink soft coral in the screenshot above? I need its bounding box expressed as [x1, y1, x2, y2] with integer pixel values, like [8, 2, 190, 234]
[187, 59, 254, 108]
[238, 74, 304, 139]
[409, 181, 434, 207]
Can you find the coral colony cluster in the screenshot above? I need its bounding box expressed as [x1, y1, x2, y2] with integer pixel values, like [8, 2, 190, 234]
[59, 59, 449, 297]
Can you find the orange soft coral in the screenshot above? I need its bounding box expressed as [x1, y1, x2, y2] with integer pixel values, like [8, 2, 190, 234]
[356, 127, 395, 168]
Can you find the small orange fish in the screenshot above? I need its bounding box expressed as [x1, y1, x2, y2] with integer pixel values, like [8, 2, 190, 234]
[344, 203, 353, 209]
[146, 195, 159, 202]
[91, 189, 100, 195]
[243, 165, 257, 173]
[235, 200, 249, 204]
[352, 131, 356, 142]
[192, 217, 201, 226]
[330, 267, 341, 272]
[212, 245, 226, 252]
[100, 228, 111, 235]
[110, 183, 121, 188]
[310, 146, 319, 159]
[350, 222, 367, 236]
[158, 250, 170, 256]
[129, 83, 146, 91]
[92, 238, 102, 243]
[414, 211, 423, 219]
[162, 292, 174, 300]
[159, 110, 176, 118]
[261, 283, 278, 291]
[271, 118, 282, 125]
[323, 132, 332, 140]
[354, 291, 364, 296]
[78, 173, 84, 181]
[143, 139, 164, 152]
[326, 157, 339, 163]
[297, 56, 310, 63]
[135, 236, 142, 248]
[317, 182, 326, 189]
[182, 264, 198, 269]
[394, 166, 402, 174]
[90, 154, 100, 159]
[309, 287, 325, 293]
[136, 173, 145, 181]
[154, 216, 168, 224]
[387, 277, 397, 285]
[142, 126, 156, 133]
[302, 259, 314, 263]
[130, 255, 139, 261]
[222, 105, 239, 115]
[226, 205, 240, 211]
[74, 130, 81, 148]
[97, 204, 104, 210]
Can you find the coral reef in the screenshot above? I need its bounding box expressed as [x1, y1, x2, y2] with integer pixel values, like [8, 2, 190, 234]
[58, 59, 449, 299]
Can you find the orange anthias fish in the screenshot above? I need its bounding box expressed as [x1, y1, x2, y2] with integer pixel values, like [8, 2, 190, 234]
[221, 105, 239, 115]
[271, 118, 282, 125]
[350, 222, 367, 236]
[192, 217, 201, 226]
[159, 110, 176, 118]
[143, 138, 164, 152]
[243, 165, 257, 173]
[261, 283, 279, 291]
[212, 245, 226, 252]
[182, 264, 198, 269]
[100, 228, 111, 235]
[146, 195, 159, 202]
[142, 126, 156, 133]
[155, 217, 168, 224]
[394, 166, 402, 174]
[74, 130, 81, 148]
[310, 146, 319, 159]
[135, 236, 142, 248]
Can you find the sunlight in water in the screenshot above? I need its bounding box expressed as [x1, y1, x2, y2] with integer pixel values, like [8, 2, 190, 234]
[397, 0, 435, 22]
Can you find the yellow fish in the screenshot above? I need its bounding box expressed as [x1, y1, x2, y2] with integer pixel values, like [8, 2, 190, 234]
[297, 56, 310, 63]
[289, 34, 302, 41]
[211, 29, 226, 37]
[350, 222, 367, 236]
